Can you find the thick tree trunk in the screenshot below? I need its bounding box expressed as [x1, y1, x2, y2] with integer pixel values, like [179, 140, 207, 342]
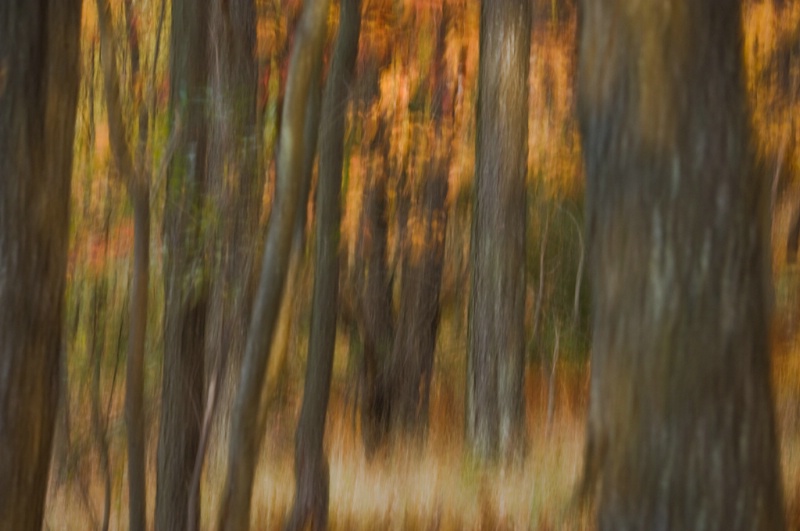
[0, 1, 82, 528]
[347, 11, 395, 454]
[286, 0, 362, 528]
[156, 1, 210, 530]
[216, 0, 330, 528]
[357, 160, 396, 454]
[467, 0, 531, 462]
[578, 1, 786, 528]
[386, 8, 452, 438]
[207, 0, 262, 428]
[389, 164, 448, 436]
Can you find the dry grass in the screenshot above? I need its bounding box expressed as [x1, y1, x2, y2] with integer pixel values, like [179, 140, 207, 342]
[44, 347, 800, 531]
[213, 365, 591, 530]
[45, 305, 800, 530]
[45, 364, 593, 530]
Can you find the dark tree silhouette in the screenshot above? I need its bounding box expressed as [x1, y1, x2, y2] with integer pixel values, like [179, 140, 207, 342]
[386, 7, 452, 438]
[0, 0, 83, 528]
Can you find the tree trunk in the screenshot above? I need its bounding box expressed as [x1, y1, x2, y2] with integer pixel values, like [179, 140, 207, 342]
[357, 155, 395, 454]
[207, 0, 262, 432]
[578, 1, 786, 528]
[88, 278, 112, 531]
[156, 1, 210, 530]
[388, 165, 449, 436]
[127, 189, 150, 531]
[216, 0, 330, 528]
[346, 9, 395, 454]
[94, 1, 152, 527]
[467, 0, 531, 462]
[265, 41, 324, 416]
[386, 7, 452, 438]
[286, 0, 362, 528]
[0, 0, 82, 528]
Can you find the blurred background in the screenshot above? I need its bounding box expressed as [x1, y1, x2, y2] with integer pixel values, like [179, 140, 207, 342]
[43, 0, 800, 528]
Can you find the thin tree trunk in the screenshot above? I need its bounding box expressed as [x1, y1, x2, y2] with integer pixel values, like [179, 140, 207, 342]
[187, 363, 219, 531]
[264, 46, 324, 415]
[216, 0, 331, 528]
[286, 0, 362, 528]
[467, 0, 531, 462]
[0, 1, 82, 528]
[531, 210, 550, 344]
[578, 1, 785, 528]
[127, 193, 150, 531]
[557, 206, 584, 324]
[787, 201, 800, 262]
[89, 280, 112, 531]
[94, 0, 151, 528]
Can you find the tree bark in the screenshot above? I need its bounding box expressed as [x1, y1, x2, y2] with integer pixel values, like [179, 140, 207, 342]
[467, 0, 531, 462]
[578, 1, 786, 528]
[207, 0, 261, 424]
[216, 0, 331, 528]
[156, 1, 210, 530]
[286, 0, 362, 528]
[0, 0, 82, 528]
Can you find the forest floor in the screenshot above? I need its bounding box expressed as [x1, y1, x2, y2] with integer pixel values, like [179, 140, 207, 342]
[220, 365, 592, 530]
[44, 348, 800, 530]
